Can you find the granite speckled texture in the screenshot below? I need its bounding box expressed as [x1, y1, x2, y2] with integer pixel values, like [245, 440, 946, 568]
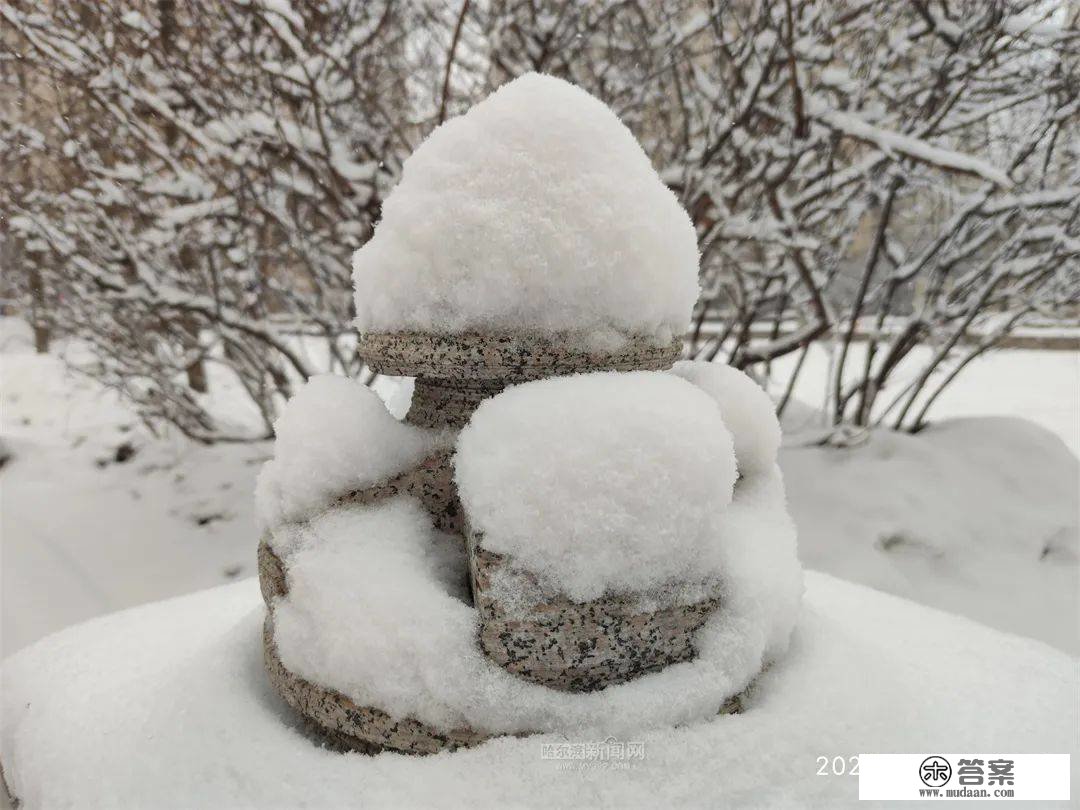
[257, 539, 287, 606]
[257, 446, 462, 609]
[258, 440, 484, 753]
[468, 538, 720, 692]
[263, 615, 487, 754]
[358, 331, 682, 428]
[336, 447, 461, 534]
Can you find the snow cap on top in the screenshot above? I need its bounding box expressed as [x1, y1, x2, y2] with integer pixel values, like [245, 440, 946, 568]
[254, 374, 442, 531]
[670, 361, 781, 476]
[454, 371, 737, 602]
[353, 73, 700, 341]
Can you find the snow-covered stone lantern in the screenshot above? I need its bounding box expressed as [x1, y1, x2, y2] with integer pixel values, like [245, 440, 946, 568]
[254, 73, 801, 754]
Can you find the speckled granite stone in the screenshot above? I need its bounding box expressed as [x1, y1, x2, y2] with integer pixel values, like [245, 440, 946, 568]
[359, 331, 682, 428]
[256, 328, 736, 752]
[263, 615, 487, 754]
[405, 379, 507, 429]
[467, 536, 720, 693]
[258, 447, 462, 610]
[358, 330, 718, 693]
[258, 539, 287, 607]
[335, 447, 461, 534]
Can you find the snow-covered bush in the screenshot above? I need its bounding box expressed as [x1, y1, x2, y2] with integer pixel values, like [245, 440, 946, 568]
[2, 0, 1076, 438]
[0, 0, 418, 441]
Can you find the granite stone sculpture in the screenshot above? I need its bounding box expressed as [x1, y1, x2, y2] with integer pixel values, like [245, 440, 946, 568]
[257, 73, 799, 755]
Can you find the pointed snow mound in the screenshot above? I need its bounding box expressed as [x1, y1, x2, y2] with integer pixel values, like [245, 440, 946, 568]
[352, 73, 700, 342]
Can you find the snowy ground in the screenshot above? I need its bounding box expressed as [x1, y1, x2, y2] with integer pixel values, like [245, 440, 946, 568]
[2, 573, 1075, 809]
[783, 417, 1078, 652]
[0, 321, 267, 658]
[1, 319, 1077, 659]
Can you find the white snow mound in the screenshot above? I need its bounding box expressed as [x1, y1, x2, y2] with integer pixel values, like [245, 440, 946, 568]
[352, 73, 701, 341]
[671, 360, 782, 476]
[454, 371, 738, 601]
[272, 478, 800, 736]
[254, 374, 442, 532]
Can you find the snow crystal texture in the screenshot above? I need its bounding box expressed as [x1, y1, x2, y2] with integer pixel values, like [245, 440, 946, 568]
[352, 73, 700, 340]
[254, 374, 442, 532]
[455, 371, 738, 601]
[670, 361, 782, 476]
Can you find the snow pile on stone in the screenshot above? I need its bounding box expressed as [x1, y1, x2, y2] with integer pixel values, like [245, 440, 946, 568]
[455, 372, 737, 601]
[4, 573, 1075, 809]
[271, 455, 799, 737]
[352, 73, 700, 342]
[254, 375, 442, 530]
[671, 360, 782, 476]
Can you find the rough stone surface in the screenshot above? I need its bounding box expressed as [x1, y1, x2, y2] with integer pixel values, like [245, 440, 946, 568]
[358, 331, 682, 428]
[468, 538, 720, 693]
[405, 378, 507, 429]
[263, 615, 487, 755]
[257, 448, 462, 610]
[358, 331, 683, 380]
[334, 447, 461, 534]
[257, 539, 287, 606]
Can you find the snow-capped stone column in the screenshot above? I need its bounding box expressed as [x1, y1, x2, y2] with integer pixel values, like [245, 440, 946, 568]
[351, 72, 701, 430]
[456, 372, 741, 691]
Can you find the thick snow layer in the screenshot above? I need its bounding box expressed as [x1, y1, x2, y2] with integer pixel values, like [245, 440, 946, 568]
[454, 372, 739, 601]
[3, 574, 1075, 810]
[272, 480, 800, 736]
[671, 360, 782, 476]
[781, 415, 1080, 653]
[254, 374, 442, 532]
[352, 73, 700, 340]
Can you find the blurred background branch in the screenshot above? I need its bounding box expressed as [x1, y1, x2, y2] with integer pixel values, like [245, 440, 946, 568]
[2, 0, 1077, 441]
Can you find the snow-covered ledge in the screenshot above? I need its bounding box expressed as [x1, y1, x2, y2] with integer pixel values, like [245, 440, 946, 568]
[357, 330, 682, 429]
